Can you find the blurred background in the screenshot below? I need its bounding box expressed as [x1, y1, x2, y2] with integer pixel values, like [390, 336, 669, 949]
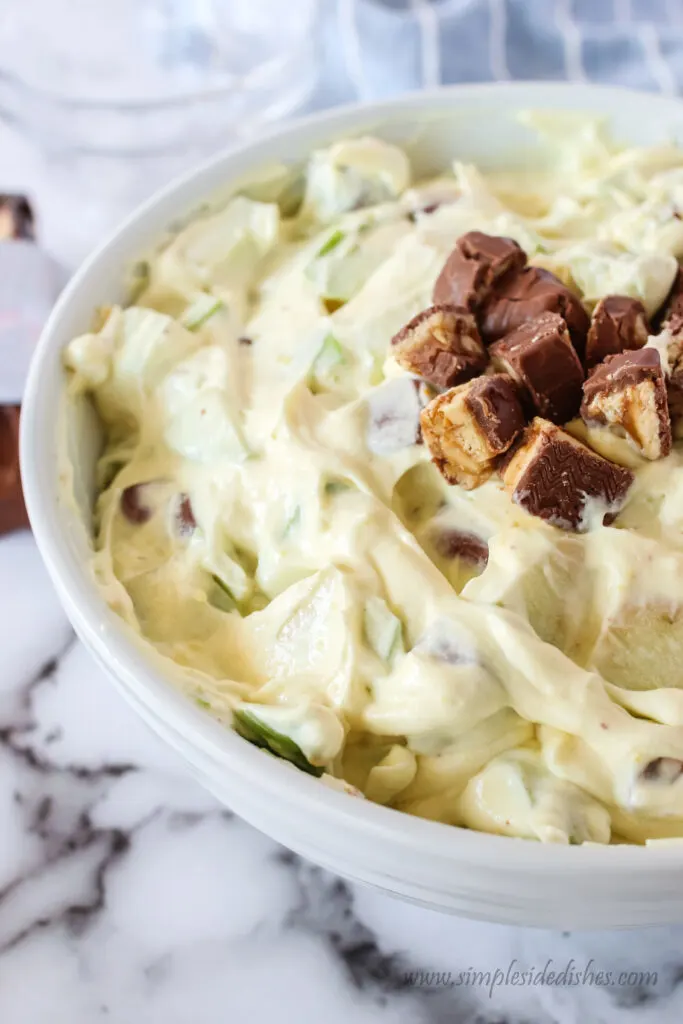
[2, 0, 683, 268]
[2, 8, 683, 1021]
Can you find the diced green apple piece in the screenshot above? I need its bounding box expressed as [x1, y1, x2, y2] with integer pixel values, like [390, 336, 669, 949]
[234, 708, 323, 775]
[181, 294, 224, 331]
[364, 596, 405, 663]
[309, 333, 345, 393]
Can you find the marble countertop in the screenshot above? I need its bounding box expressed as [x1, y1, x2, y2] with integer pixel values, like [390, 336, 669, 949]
[5, 535, 683, 1024]
[4, 107, 683, 1024]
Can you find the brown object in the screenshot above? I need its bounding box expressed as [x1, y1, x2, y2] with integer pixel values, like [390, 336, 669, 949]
[503, 417, 634, 532]
[640, 757, 683, 783]
[651, 309, 683, 438]
[656, 266, 683, 334]
[432, 231, 526, 311]
[652, 276, 683, 438]
[489, 312, 584, 424]
[581, 348, 671, 461]
[585, 295, 650, 370]
[481, 266, 590, 356]
[0, 194, 35, 241]
[668, 350, 683, 440]
[120, 483, 155, 524]
[391, 304, 486, 388]
[420, 373, 525, 489]
[175, 493, 197, 536]
[0, 406, 28, 534]
[668, 381, 683, 439]
[406, 201, 440, 221]
[0, 193, 41, 537]
[431, 527, 489, 567]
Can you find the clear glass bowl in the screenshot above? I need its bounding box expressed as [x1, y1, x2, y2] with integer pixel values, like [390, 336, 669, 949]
[0, 0, 320, 262]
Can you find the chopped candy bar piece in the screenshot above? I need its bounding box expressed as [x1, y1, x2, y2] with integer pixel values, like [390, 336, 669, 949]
[640, 758, 683, 783]
[120, 483, 156, 524]
[432, 231, 526, 311]
[503, 418, 634, 532]
[585, 295, 649, 369]
[0, 194, 34, 241]
[668, 362, 683, 441]
[581, 348, 671, 461]
[390, 304, 486, 388]
[645, 311, 683, 438]
[423, 521, 490, 591]
[431, 527, 489, 567]
[420, 374, 525, 489]
[644, 310, 683, 437]
[489, 312, 584, 425]
[656, 266, 683, 334]
[481, 266, 590, 355]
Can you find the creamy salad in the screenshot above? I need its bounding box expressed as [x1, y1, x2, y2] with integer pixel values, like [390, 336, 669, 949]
[64, 114, 683, 845]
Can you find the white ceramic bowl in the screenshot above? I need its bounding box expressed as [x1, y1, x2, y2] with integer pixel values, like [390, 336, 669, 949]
[21, 83, 683, 929]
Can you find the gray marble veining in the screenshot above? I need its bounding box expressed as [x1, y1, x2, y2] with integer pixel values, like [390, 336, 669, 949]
[2, 532, 683, 1024]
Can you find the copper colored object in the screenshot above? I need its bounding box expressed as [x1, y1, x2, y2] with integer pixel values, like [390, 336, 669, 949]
[420, 373, 526, 489]
[391, 303, 486, 388]
[432, 231, 526, 312]
[585, 295, 649, 369]
[0, 406, 28, 534]
[0, 194, 35, 241]
[489, 311, 585, 424]
[0, 194, 44, 536]
[581, 348, 672, 461]
[503, 418, 634, 532]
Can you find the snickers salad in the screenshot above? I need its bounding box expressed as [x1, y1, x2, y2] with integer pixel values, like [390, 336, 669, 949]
[64, 114, 683, 845]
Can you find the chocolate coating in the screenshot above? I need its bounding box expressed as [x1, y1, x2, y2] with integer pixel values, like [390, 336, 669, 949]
[120, 484, 154, 525]
[391, 303, 486, 389]
[432, 527, 489, 566]
[432, 231, 526, 311]
[504, 418, 633, 532]
[481, 266, 590, 355]
[585, 295, 650, 369]
[656, 266, 683, 334]
[584, 347, 665, 399]
[420, 373, 525, 489]
[465, 373, 527, 452]
[640, 757, 683, 783]
[489, 311, 584, 424]
[582, 348, 672, 460]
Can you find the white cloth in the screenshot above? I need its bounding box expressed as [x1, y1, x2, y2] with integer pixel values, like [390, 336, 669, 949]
[313, 0, 683, 109]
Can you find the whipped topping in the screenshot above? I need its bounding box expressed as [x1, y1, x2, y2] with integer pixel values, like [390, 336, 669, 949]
[62, 117, 683, 844]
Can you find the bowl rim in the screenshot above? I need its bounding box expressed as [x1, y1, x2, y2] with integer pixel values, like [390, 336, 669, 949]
[21, 79, 683, 871]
